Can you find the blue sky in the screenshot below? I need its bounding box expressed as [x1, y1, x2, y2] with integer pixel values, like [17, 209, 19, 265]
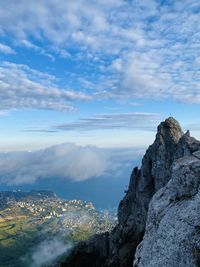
[1, 0, 200, 203]
[0, 0, 200, 151]
[0, 0, 200, 152]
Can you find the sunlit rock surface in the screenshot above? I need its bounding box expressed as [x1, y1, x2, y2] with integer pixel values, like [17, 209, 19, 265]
[134, 153, 200, 267]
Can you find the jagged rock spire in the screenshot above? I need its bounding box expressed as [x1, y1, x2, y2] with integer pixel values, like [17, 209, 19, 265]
[155, 117, 183, 145]
[143, 117, 183, 191]
[60, 117, 200, 267]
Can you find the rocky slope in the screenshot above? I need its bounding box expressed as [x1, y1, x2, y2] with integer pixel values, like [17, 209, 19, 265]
[134, 151, 200, 267]
[59, 117, 200, 267]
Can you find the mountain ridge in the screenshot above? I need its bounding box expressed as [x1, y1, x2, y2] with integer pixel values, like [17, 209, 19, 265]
[59, 117, 200, 267]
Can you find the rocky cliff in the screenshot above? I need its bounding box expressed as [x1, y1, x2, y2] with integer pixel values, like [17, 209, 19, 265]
[59, 117, 200, 267]
[134, 151, 200, 267]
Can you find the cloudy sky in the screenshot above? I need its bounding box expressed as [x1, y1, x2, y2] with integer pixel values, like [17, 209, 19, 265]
[0, 0, 200, 152]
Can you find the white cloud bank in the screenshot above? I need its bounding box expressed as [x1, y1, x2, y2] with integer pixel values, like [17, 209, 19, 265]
[0, 143, 108, 184]
[0, 143, 143, 185]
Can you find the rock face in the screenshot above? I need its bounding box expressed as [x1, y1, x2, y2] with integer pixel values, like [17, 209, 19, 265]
[134, 153, 200, 267]
[59, 117, 200, 267]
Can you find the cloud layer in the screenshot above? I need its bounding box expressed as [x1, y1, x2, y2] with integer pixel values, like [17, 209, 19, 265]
[0, 62, 90, 111]
[55, 112, 160, 131]
[0, 143, 108, 184]
[0, 143, 143, 185]
[0, 0, 200, 104]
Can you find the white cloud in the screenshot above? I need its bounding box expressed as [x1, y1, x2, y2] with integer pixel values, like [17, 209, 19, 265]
[0, 43, 15, 54]
[0, 0, 200, 103]
[0, 143, 143, 185]
[20, 39, 38, 49]
[54, 112, 160, 131]
[0, 61, 90, 111]
[0, 0, 161, 56]
[29, 238, 72, 267]
[20, 39, 55, 61]
[0, 143, 109, 184]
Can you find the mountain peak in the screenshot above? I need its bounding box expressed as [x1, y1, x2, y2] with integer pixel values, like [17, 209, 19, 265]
[164, 116, 179, 124]
[156, 117, 183, 145]
[60, 118, 200, 267]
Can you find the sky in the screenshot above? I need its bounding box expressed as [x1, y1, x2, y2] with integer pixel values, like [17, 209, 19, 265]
[0, 0, 200, 152]
[0, 0, 200, 197]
